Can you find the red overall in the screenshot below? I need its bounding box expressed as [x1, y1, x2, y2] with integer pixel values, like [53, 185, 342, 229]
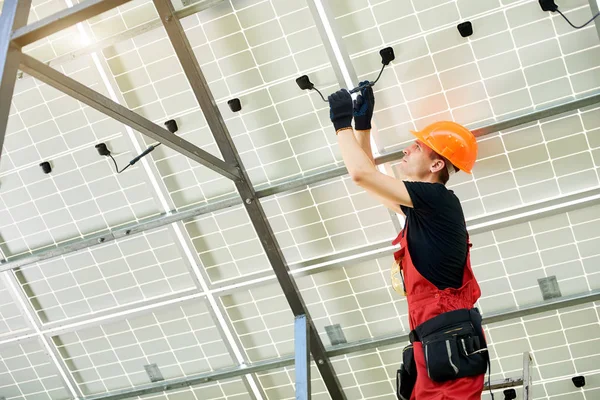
[392, 224, 485, 400]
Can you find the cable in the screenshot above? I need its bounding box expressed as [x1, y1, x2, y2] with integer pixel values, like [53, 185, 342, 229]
[108, 154, 131, 174]
[313, 86, 328, 103]
[298, 46, 395, 102]
[100, 142, 161, 174]
[556, 8, 599, 29]
[371, 63, 386, 86]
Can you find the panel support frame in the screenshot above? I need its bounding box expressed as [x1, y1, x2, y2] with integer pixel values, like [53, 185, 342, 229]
[588, 0, 600, 40]
[150, 0, 346, 398]
[0, 0, 31, 156]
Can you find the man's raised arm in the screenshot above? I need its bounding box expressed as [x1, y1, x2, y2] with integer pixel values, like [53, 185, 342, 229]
[328, 88, 410, 213]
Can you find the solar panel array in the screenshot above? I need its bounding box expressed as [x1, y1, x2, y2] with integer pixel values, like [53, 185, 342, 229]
[1, 0, 600, 399]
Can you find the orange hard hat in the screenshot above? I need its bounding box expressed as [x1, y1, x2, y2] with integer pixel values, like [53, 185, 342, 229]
[410, 121, 478, 174]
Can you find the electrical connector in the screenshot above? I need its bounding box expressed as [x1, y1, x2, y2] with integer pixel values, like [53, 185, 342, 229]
[503, 389, 516, 400]
[457, 21, 473, 37]
[539, 0, 558, 12]
[95, 143, 111, 156]
[296, 75, 314, 91]
[128, 142, 161, 167]
[40, 161, 52, 174]
[296, 46, 395, 101]
[164, 119, 178, 133]
[572, 376, 585, 388]
[228, 98, 242, 112]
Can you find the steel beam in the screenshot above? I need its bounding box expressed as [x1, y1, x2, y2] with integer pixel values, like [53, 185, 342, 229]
[11, 0, 133, 47]
[0, 0, 31, 157]
[151, 0, 346, 397]
[295, 315, 311, 400]
[328, 289, 600, 356]
[305, 0, 356, 91]
[17, 53, 241, 180]
[487, 378, 523, 391]
[588, 0, 600, 40]
[3, 93, 598, 273]
[77, 289, 600, 400]
[42, 289, 203, 336]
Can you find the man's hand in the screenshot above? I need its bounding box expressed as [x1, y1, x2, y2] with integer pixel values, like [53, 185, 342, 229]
[353, 81, 375, 131]
[328, 89, 353, 132]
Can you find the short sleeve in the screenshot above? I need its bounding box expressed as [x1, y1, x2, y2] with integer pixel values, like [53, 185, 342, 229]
[403, 181, 448, 211]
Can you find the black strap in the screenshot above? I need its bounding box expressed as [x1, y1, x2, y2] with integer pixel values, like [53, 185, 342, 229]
[408, 330, 418, 343]
[411, 308, 474, 342]
[487, 356, 494, 399]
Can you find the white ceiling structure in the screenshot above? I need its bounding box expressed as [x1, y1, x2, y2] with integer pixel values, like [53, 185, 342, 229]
[0, 0, 600, 399]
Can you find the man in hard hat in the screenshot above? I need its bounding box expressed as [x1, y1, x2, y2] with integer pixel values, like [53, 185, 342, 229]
[328, 85, 487, 400]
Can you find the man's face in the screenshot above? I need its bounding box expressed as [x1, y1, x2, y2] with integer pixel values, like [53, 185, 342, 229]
[398, 140, 437, 179]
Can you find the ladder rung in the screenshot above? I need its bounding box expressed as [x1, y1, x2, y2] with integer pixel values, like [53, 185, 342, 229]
[484, 377, 524, 391]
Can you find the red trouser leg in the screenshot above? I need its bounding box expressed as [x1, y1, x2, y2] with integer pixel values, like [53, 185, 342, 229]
[410, 342, 485, 400]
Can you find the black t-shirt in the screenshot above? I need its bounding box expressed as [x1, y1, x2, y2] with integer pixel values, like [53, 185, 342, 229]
[400, 182, 467, 290]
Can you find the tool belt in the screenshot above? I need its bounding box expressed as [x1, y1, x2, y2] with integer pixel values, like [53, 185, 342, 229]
[396, 308, 489, 399]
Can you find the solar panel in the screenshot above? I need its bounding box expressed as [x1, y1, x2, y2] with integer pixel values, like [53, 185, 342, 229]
[0, 338, 71, 400]
[1, 0, 600, 399]
[0, 278, 31, 338]
[14, 227, 195, 323]
[52, 299, 233, 395]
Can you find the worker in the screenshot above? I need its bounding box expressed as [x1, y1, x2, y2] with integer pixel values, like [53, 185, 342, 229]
[328, 83, 488, 400]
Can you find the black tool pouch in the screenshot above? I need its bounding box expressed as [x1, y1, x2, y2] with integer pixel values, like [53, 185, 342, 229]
[396, 343, 416, 400]
[413, 308, 488, 383]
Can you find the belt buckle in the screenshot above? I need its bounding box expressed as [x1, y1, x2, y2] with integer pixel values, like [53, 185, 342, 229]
[391, 259, 407, 296]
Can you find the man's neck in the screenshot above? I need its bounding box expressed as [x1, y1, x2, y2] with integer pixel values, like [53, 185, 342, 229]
[400, 173, 443, 185]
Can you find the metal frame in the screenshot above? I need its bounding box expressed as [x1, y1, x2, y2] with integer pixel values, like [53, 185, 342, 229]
[0, 0, 31, 154]
[1, 1, 600, 399]
[150, 0, 345, 397]
[588, 0, 600, 40]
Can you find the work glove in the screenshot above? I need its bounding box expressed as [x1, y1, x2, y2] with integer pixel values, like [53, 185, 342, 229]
[353, 81, 375, 131]
[328, 89, 353, 132]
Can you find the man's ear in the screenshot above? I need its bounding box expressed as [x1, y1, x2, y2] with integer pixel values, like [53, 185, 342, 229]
[430, 157, 446, 174]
